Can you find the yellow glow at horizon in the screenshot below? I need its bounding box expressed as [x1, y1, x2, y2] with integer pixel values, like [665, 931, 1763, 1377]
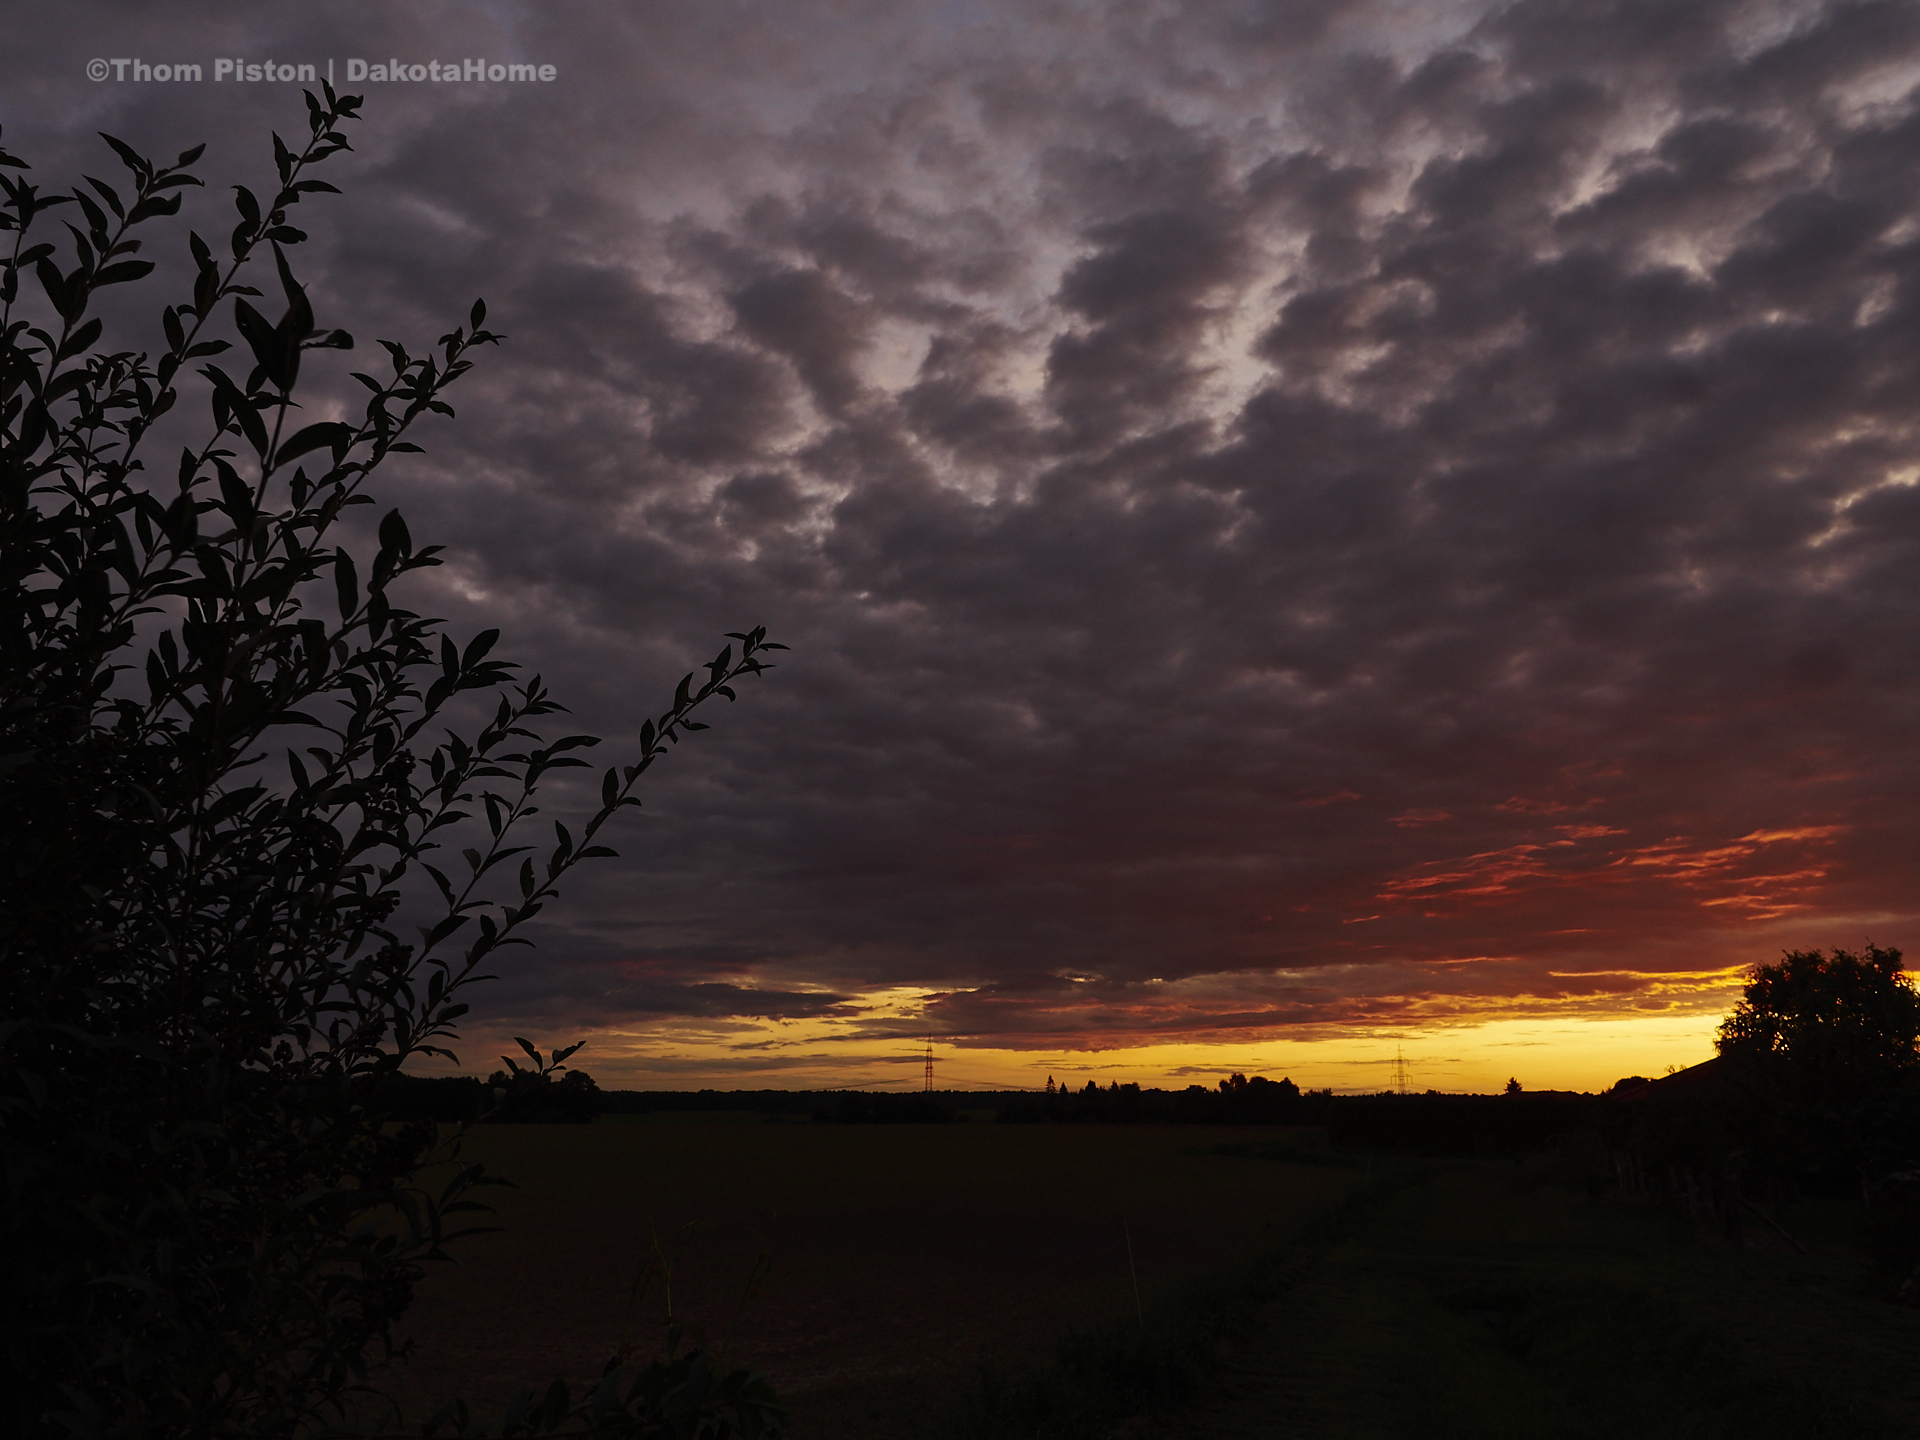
[451, 985, 1731, 1097]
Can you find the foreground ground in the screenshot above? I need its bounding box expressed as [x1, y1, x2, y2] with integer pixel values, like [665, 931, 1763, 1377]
[371, 1120, 1920, 1438]
[373, 1115, 1357, 1433]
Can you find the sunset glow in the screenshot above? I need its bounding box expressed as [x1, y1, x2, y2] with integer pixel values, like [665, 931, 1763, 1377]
[452, 1002, 1734, 1096]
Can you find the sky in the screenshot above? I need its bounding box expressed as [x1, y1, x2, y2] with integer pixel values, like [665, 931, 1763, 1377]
[11, 0, 1920, 1094]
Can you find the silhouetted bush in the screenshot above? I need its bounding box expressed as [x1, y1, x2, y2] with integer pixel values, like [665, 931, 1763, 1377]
[0, 102, 783, 1438]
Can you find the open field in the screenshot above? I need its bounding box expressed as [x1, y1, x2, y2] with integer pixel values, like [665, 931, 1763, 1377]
[373, 1116, 1360, 1435]
[369, 1119, 1920, 1437]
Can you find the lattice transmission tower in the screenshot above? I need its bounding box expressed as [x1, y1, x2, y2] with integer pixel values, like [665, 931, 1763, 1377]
[1390, 1044, 1411, 1095]
[924, 1035, 934, 1093]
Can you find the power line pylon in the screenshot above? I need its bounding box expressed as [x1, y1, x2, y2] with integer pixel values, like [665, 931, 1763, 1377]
[924, 1035, 934, 1093]
[1391, 1044, 1411, 1095]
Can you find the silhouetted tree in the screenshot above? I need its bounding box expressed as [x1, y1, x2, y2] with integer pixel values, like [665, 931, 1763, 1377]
[1505, 1078, 1522, 1096]
[1716, 945, 1920, 1186]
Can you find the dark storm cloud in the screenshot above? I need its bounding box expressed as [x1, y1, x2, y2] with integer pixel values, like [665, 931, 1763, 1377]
[11, 0, 1920, 1065]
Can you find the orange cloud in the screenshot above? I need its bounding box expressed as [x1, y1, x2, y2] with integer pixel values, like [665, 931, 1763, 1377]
[1376, 842, 1558, 904]
[1609, 827, 1841, 919]
[1372, 824, 1844, 919]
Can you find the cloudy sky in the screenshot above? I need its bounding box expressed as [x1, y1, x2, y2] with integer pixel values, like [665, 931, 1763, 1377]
[14, 0, 1920, 1091]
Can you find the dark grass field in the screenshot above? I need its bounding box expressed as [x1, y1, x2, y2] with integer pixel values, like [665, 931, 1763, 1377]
[1138, 1146, 1920, 1440]
[364, 1118, 1920, 1438]
[369, 1115, 1360, 1435]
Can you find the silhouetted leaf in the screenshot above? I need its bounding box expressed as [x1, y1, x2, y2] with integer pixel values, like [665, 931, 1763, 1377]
[275, 420, 350, 466]
[92, 259, 153, 287]
[378, 508, 411, 557]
